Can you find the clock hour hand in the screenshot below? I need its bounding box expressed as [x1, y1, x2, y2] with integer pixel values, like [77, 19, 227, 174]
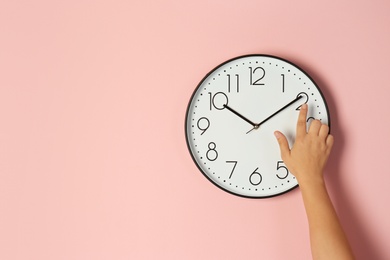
[223, 104, 257, 127]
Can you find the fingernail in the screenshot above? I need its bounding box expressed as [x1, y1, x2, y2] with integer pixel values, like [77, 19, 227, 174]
[302, 104, 307, 109]
[274, 131, 281, 138]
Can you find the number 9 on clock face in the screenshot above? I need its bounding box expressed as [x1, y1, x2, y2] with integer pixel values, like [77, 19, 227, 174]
[185, 54, 330, 198]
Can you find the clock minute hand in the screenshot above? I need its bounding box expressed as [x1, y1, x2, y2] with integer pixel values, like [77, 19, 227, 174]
[257, 95, 304, 127]
[223, 104, 257, 127]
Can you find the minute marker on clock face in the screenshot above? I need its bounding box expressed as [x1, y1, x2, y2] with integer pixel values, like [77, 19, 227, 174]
[185, 54, 330, 198]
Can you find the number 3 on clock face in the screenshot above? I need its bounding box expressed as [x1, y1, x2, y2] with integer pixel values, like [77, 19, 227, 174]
[185, 54, 330, 198]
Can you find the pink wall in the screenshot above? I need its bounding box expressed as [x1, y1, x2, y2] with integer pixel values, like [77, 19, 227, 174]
[1, 1, 390, 259]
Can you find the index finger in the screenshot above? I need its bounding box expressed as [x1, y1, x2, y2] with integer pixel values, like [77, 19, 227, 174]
[296, 103, 308, 139]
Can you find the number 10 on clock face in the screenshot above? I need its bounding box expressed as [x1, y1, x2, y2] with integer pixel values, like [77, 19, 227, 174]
[185, 55, 330, 198]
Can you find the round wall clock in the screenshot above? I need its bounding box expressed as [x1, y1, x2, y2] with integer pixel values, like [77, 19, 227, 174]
[185, 54, 330, 198]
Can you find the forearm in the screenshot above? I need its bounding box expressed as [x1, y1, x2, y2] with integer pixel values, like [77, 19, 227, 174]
[300, 179, 354, 260]
[275, 105, 353, 259]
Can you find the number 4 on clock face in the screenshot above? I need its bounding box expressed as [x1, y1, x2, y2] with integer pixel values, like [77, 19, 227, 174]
[185, 54, 330, 198]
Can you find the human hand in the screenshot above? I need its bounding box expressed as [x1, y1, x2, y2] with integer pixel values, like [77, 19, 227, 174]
[274, 104, 334, 186]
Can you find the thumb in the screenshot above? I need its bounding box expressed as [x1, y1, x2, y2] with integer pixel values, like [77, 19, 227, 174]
[274, 131, 290, 159]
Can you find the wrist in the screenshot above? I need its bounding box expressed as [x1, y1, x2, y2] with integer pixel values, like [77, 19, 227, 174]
[296, 172, 325, 190]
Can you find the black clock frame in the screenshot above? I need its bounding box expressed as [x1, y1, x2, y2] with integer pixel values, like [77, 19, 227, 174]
[185, 54, 331, 199]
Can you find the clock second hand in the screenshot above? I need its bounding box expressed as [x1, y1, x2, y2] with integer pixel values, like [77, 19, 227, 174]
[246, 95, 304, 134]
[246, 125, 259, 134]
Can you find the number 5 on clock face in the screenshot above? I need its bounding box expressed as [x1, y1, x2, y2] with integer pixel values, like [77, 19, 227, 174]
[185, 54, 330, 198]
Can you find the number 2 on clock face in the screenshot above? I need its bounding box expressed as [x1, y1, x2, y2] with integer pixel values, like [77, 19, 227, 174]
[185, 54, 330, 198]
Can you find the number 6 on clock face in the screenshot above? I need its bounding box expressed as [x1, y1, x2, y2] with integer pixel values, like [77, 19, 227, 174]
[185, 54, 330, 198]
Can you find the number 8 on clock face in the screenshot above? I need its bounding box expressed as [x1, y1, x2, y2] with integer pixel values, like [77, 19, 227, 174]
[185, 54, 330, 198]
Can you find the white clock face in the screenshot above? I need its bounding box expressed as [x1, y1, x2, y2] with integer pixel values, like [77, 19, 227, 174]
[185, 55, 330, 198]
